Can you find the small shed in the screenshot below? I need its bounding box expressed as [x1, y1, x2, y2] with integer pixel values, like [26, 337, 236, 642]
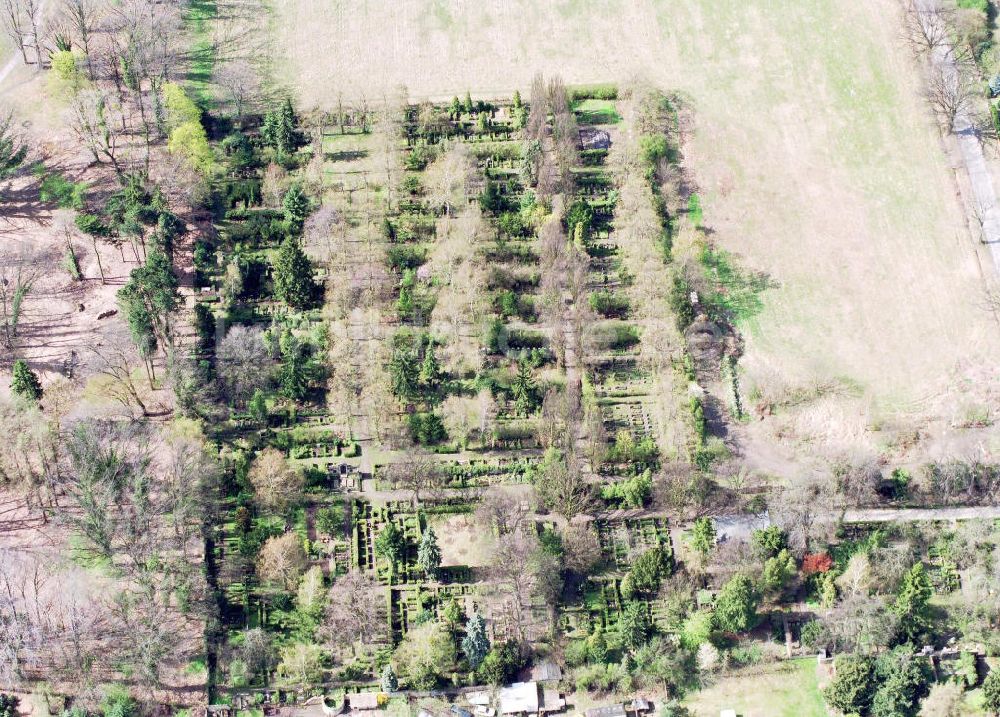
[584, 705, 626, 717]
[528, 658, 562, 683]
[712, 511, 771, 544]
[539, 690, 565, 714]
[499, 682, 539, 715]
[349, 693, 380, 711]
[579, 128, 612, 150]
[467, 692, 491, 707]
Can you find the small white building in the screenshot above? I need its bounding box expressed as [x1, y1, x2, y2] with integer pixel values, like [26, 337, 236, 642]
[499, 682, 539, 715]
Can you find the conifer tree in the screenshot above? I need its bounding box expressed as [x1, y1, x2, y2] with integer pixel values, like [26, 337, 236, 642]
[461, 612, 490, 670]
[511, 361, 536, 416]
[271, 236, 317, 309]
[10, 360, 42, 401]
[419, 340, 441, 392]
[894, 563, 932, 641]
[417, 526, 442, 580]
[282, 184, 310, 232]
[380, 664, 398, 692]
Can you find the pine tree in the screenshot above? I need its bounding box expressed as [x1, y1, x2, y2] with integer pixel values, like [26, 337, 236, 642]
[10, 360, 42, 401]
[389, 350, 419, 400]
[689, 517, 716, 560]
[271, 236, 317, 309]
[512, 90, 522, 109]
[983, 669, 1000, 715]
[118, 249, 180, 349]
[461, 612, 490, 670]
[248, 389, 268, 423]
[620, 601, 651, 651]
[282, 184, 310, 232]
[713, 574, 759, 634]
[419, 341, 442, 392]
[380, 664, 398, 692]
[511, 361, 536, 416]
[894, 563, 932, 641]
[417, 526, 442, 580]
[464, 91, 474, 115]
[261, 99, 298, 158]
[450, 96, 462, 119]
[280, 332, 308, 401]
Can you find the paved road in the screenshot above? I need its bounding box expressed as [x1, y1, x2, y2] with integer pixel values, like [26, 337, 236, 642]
[919, 0, 1000, 274]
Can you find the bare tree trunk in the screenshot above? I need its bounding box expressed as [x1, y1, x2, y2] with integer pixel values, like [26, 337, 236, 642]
[90, 235, 106, 284]
[0, 0, 29, 64]
[25, 0, 41, 66]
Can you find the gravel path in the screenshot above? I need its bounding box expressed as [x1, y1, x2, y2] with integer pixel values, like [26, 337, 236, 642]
[919, 0, 1000, 274]
[840, 505, 1000, 523]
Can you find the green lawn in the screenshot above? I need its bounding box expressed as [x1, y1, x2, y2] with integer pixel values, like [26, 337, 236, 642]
[184, 0, 217, 106]
[572, 99, 621, 125]
[684, 658, 827, 717]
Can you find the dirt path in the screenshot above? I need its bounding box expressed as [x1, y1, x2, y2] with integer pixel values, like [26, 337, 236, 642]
[919, 0, 1000, 274]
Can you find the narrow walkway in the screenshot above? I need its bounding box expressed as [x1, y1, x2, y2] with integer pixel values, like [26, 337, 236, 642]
[840, 505, 1000, 523]
[919, 0, 1000, 273]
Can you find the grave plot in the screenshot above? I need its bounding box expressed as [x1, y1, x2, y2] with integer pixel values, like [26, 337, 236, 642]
[373, 455, 540, 490]
[352, 501, 425, 584]
[388, 583, 479, 643]
[596, 516, 674, 571]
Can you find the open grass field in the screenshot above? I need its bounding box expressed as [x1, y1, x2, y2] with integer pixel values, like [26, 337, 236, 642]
[274, 0, 1000, 457]
[682, 658, 827, 717]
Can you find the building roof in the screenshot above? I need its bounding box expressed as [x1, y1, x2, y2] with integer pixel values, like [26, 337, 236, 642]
[584, 705, 626, 717]
[712, 512, 770, 544]
[349, 693, 380, 710]
[466, 692, 491, 707]
[499, 682, 539, 714]
[539, 690, 564, 714]
[579, 127, 612, 150]
[529, 658, 563, 682]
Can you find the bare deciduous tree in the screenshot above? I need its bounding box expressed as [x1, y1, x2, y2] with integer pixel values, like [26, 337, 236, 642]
[1, 0, 43, 65]
[900, 0, 955, 58]
[476, 487, 531, 537]
[89, 329, 150, 416]
[248, 447, 303, 513]
[216, 324, 274, 405]
[257, 533, 308, 591]
[68, 89, 125, 171]
[562, 524, 603, 574]
[381, 449, 445, 505]
[924, 65, 978, 132]
[425, 143, 473, 217]
[214, 59, 262, 123]
[534, 450, 593, 519]
[59, 0, 104, 78]
[319, 570, 386, 655]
